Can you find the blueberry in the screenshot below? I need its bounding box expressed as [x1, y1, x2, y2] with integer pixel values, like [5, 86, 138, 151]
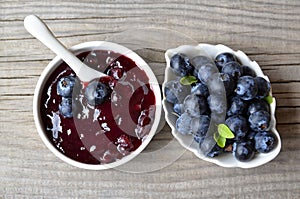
[85, 81, 110, 106]
[183, 94, 200, 117]
[206, 144, 223, 157]
[175, 113, 193, 135]
[233, 141, 255, 162]
[193, 115, 210, 137]
[249, 110, 270, 131]
[170, 53, 193, 76]
[183, 94, 210, 116]
[164, 87, 178, 104]
[164, 80, 190, 104]
[198, 96, 211, 115]
[59, 97, 73, 118]
[196, 63, 219, 85]
[225, 115, 249, 139]
[191, 55, 214, 75]
[255, 77, 271, 99]
[227, 95, 248, 117]
[218, 73, 235, 96]
[176, 112, 211, 136]
[254, 131, 277, 153]
[191, 82, 209, 97]
[173, 103, 183, 115]
[247, 131, 257, 141]
[207, 94, 227, 115]
[247, 99, 270, 116]
[199, 136, 223, 157]
[57, 76, 76, 97]
[221, 61, 242, 81]
[236, 76, 258, 100]
[215, 52, 237, 71]
[241, 65, 256, 77]
[193, 135, 205, 144]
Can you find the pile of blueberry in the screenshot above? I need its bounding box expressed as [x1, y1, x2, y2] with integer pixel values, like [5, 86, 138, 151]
[165, 52, 277, 162]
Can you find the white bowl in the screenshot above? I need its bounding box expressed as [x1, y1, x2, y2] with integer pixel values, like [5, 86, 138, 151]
[163, 44, 281, 168]
[33, 41, 162, 170]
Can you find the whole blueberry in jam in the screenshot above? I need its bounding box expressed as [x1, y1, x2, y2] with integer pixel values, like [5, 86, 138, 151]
[85, 81, 111, 106]
[59, 97, 73, 118]
[57, 76, 76, 97]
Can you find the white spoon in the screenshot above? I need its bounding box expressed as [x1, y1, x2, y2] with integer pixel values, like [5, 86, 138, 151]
[24, 15, 107, 82]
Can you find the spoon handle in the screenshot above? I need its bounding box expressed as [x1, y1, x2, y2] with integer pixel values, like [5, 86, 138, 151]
[24, 15, 105, 82]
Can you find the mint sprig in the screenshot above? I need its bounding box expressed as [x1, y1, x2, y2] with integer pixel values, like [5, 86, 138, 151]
[214, 133, 226, 148]
[218, 124, 235, 139]
[214, 124, 235, 148]
[180, 76, 197, 85]
[264, 95, 273, 104]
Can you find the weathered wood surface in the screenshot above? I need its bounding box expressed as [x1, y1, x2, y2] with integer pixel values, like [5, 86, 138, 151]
[0, 0, 300, 198]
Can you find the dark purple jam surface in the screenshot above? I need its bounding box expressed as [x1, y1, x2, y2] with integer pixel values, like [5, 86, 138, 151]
[41, 50, 156, 164]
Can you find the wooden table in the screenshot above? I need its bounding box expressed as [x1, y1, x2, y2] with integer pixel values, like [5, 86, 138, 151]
[1, 0, 299, 198]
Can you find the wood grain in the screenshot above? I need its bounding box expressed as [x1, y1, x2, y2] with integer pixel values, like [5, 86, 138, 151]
[1, 0, 300, 198]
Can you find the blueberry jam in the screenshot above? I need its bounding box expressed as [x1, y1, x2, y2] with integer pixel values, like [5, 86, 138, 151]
[41, 50, 156, 165]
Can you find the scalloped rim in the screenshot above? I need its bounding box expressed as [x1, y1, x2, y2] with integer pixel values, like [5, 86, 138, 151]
[163, 44, 281, 168]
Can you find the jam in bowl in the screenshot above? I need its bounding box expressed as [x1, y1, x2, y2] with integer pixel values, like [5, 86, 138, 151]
[33, 41, 162, 170]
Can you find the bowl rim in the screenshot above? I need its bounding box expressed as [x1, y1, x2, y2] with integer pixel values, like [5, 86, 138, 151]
[162, 43, 281, 168]
[33, 41, 162, 170]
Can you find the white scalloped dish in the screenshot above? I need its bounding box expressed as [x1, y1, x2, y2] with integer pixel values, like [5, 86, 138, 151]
[162, 44, 281, 168]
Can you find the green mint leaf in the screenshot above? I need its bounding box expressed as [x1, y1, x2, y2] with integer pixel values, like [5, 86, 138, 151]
[218, 136, 226, 148]
[218, 124, 235, 139]
[213, 132, 219, 143]
[264, 95, 273, 104]
[213, 133, 226, 148]
[180, 76, 198, 85]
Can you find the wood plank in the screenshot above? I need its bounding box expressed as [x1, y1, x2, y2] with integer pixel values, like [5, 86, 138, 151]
[2, 0, 300, 21]
[0, 123, 299, 198]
